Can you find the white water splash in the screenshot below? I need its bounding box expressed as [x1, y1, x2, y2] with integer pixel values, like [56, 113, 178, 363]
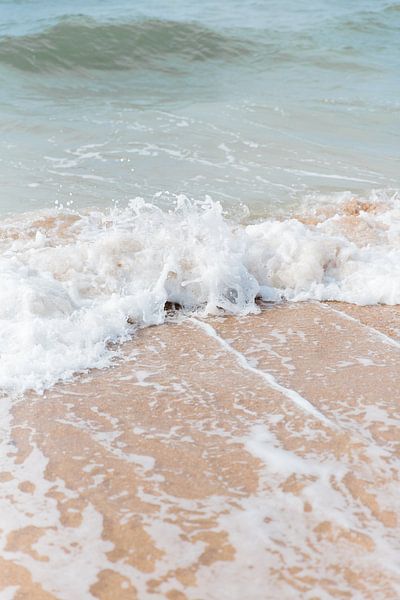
[1, 191, 400, 394]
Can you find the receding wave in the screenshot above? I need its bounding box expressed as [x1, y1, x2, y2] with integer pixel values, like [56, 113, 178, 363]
[0, 17, 251, 73]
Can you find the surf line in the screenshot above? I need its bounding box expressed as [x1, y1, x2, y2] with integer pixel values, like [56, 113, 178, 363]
[190, 318, 334, 427]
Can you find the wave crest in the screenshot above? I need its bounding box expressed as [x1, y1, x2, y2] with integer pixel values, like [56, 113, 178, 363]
[1, 191, 400, 394]
[0, 17, 251, 73]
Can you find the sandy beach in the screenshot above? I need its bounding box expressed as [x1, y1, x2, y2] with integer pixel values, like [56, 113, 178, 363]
[1, 1, 400, 598]
[1, 301, 399, 599]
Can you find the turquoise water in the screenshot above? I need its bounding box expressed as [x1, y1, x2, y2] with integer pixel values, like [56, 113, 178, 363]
[1, 1, 400, 394]
[0, 0, 399, 217]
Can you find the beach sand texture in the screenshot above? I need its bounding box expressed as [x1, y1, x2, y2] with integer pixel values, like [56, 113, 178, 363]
[0, 301, 399, 599]
[2, 2, 400, 597]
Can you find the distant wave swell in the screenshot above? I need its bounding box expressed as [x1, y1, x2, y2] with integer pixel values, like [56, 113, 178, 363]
[0, 17, 251, 72]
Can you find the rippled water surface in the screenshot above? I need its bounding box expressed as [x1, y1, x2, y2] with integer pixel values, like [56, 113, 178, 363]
[1, 0, 399, 216]
[1, 0, 400, 393]
[1, 6, 400, 598]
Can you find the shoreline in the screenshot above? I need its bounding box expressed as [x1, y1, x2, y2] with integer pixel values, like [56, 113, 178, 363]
[0, 301, 399, 598]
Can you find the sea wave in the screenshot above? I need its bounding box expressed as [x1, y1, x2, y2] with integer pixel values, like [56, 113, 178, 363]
[0, 17, 251, 73]
[1, 190, 400, 395]
[0, 10, 394, 76]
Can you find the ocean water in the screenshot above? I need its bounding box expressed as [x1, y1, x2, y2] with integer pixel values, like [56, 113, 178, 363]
[0, 0, 399, 393]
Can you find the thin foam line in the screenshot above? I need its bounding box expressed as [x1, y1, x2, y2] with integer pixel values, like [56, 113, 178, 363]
[323, 304, 400, 351]
[190, 317, 335, 427]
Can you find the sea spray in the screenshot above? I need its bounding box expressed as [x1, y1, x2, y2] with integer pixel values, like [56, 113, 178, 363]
[1, 192, 400, 394]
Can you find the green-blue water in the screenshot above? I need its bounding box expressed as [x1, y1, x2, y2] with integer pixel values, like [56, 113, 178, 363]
[0, 0, 399, 216]
[1, 0, 400, 394]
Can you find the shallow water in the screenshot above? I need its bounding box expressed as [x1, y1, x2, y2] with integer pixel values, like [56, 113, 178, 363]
[1, 5, 400, 595]
[1, 0, 399, 217]
[1, 303, 400, 598]
[0, 0, 399, 393]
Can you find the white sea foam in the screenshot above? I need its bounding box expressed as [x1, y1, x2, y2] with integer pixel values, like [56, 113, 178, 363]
[1, 191, 399, 394]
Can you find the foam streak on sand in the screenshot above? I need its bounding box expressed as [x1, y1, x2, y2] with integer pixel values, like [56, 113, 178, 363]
[0, 306, 400, 598]
[324, 303, 400, 351]
[191, 317, 332, 425]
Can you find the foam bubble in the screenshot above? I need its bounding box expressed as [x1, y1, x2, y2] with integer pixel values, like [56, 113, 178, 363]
[1, 191, 399, 394]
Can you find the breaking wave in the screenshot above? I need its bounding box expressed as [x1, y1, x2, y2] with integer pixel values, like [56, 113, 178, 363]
[1, 190, 400, 394]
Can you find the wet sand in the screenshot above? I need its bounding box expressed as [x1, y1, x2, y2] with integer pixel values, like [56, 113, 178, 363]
[0, 302, 399, 599]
